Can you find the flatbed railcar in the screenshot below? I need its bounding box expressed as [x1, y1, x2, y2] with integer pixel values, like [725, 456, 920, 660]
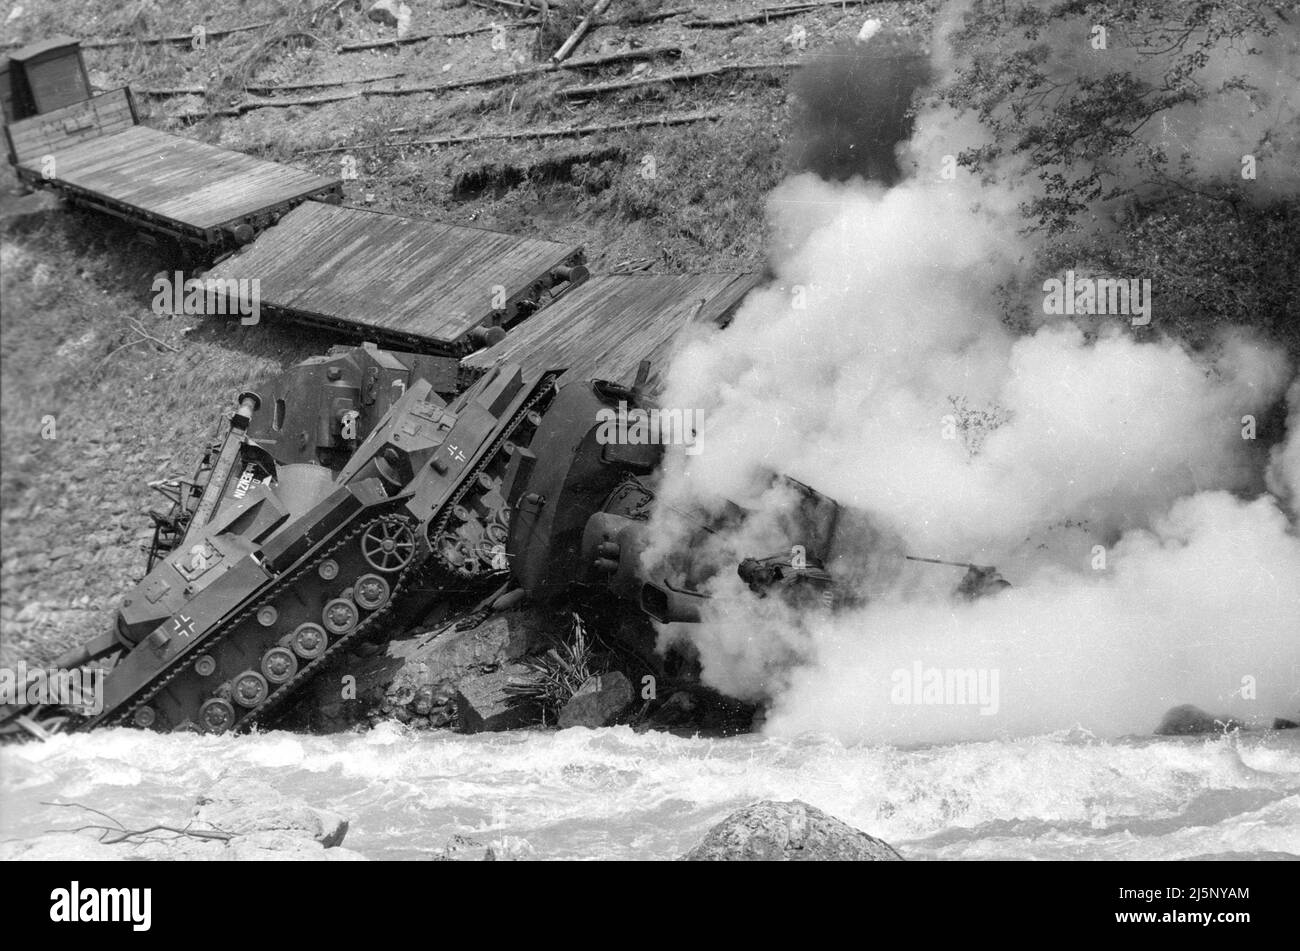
[203, 201, 589, 356]
[3, 37, 341, 253]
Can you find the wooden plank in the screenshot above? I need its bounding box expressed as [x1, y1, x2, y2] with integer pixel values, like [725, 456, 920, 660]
[461, 272, 761, 390]
[205, 202, 585, 351]
[14, 119, 339, 232]
[5, 88, 135, 164]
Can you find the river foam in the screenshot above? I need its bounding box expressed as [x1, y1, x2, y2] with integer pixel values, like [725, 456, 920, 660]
[3, 725, 1297, 860]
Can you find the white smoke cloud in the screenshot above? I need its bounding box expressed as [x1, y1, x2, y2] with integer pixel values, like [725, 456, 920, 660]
[763, 491, 1300, 742]
[1267, 379, 1300, 513]
[643, 8, 1300, 742]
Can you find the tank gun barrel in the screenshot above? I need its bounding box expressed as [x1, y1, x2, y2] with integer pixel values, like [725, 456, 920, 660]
[905, 554, 992, 570]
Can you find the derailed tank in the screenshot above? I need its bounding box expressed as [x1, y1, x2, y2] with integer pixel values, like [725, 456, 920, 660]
[1, 345, 1008, 740]
[1, 356, 557, 737]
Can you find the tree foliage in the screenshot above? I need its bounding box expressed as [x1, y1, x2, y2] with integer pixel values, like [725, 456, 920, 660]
[938, 0, 1294, 234]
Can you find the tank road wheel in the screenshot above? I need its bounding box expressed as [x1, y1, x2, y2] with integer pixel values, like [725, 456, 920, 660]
[354, 573, 391, 611]
[199, 698, 236, 734]
[322, 598, 359, 635]
[286, 622, 329, 660]
[261, 647, 299, 684]
[362, 519, 416, 573]
[232, 670, 270, 708]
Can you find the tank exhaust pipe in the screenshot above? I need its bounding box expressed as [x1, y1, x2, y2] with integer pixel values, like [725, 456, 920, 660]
[186, 391, 261, 539]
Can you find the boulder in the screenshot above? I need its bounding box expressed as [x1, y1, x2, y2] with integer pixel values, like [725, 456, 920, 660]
[1155, 704, 1243, 736]
[558, 671, 633, 729]
[395, 611, 541, 687]
[642, 685, 756, 735]
[225, 830, 367, 861]
[193, 777, 350, 847]
[432, 834, 497, 861]
[285, 609, 550, 732]
[647, 689, 697, 727]
[453, 663, 541, 733]
[367, 0, 412, 34]
[681, 800, 903, 861]
[367, 0, 400, 26]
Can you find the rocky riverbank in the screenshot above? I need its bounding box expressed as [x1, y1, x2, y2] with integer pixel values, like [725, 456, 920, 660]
[0, 777, 365, 861]
[278, 605, 755, 736]
[1, 777, 904, 862]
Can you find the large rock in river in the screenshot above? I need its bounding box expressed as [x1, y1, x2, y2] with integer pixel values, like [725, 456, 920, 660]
[1155, 704, 1243, 736]
[558, 671, 633, 729]
[453, 662, 542, 733]
[681, 800, 903, 861]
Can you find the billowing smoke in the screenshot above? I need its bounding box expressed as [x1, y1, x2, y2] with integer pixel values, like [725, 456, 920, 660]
[790, 35, 931, 185]
[1268, 379, 1300, 509]
[643, 6, 1300, 742]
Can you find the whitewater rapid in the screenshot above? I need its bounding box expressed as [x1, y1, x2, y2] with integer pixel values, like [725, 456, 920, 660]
[2, 725, 1298, 860]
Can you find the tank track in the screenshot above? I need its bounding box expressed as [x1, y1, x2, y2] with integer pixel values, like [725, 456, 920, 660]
[232, 520, 418, 732]
[104, 510, 423, 733]
[100, 372, 560, 735]
[237, 373, 560, 730]
[429, 372, 559, 582]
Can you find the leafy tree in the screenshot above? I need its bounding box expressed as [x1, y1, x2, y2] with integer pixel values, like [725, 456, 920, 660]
[937, 0, 1295, 234]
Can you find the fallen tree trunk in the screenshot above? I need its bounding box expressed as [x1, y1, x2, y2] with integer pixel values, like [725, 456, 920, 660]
[335, 7, 688, 54]
[245, 71, 405, 93]
[80, 21, 273, 49]
[338, 21, 539, 52]
[137, 86, 208, 97]
[686, 0, 868, 28]
[551, 0, 614, 64]
[296, 108, 724, 154]
[558, 59, 796, 98]
[140, 72, 405, 98]
[617, 6, 693, 25]
[168, 90, 362, 119]
[167, 45, 681, 118]
[470, 0, 567, 13]
[364, 43, 681, 95]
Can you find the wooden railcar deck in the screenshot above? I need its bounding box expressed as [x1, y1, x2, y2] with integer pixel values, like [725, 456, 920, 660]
[7, 90, 340, 245]
[205, 201, 587, 353]
[460, 272, 762, 392]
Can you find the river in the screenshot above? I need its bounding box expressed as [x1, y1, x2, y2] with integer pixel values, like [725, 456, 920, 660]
[2, 724, 1298, 860]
